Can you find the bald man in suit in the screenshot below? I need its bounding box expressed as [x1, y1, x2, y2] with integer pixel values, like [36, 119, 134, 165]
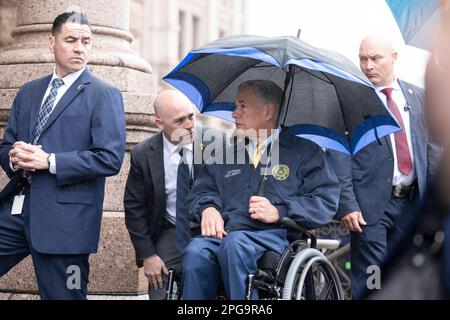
[329, 35, 441, 299]
[124, 90, 223, 299]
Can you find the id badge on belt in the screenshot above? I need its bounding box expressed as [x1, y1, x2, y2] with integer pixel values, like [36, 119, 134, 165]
[11, 194, 25, 215]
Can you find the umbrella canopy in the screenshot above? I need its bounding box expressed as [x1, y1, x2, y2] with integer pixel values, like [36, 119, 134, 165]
[164, 35, 401, 155]
[386, 0, 440, 50]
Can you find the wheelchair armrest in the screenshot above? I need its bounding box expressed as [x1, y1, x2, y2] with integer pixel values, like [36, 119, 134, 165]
[281, 217, 317, 248]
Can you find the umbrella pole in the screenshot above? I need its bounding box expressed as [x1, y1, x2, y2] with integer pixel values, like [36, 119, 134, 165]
[256, 66, 295, 197]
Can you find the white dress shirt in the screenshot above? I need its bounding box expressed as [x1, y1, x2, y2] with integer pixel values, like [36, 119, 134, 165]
[10, 67, 85, 174]
[162, 135, 194, 225]
[376, 78, 416, 186]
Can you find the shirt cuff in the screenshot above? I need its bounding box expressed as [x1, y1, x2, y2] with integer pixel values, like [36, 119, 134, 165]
[48, 153, 56, 174]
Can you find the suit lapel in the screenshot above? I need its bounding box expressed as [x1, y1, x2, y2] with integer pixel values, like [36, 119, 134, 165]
[29, 75, 52, 141]
[398, 79, 424, 163]
[398, 80, 416, 111]
[38, 69, 91, 139]
[147, 133, 166, 205]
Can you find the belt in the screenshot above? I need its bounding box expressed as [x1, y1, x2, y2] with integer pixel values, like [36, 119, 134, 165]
[392, 180, 417, 198]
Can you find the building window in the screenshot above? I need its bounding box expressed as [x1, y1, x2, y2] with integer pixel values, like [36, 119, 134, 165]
[193, 15, 200, 48]
[178, 10, 186, 59]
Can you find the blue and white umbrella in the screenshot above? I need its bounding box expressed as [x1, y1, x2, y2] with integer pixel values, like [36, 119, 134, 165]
[386, 0, 440, 50]
[164, 35, 401, 155]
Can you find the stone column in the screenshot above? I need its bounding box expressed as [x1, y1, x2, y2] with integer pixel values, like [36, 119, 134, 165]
[207, 0, 219, 41]
[0, 0, 17, 49]
[0, 0, 156, 297]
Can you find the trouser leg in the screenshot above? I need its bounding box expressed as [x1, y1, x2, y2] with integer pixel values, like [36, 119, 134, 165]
[0, 196, 30, 276]
[218, 229, 288, 300]
[30, 248, 90, 300]
[148, 225, 181, 300]
[181, 237, 221, 300]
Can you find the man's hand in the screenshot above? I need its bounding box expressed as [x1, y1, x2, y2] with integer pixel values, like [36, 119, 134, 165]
[340, 211, 367, 233]
[8, 141, 49, 171]
[201, 207, 227, 239]
[249, 196, 280, 224]
[143, 255, 169, 290]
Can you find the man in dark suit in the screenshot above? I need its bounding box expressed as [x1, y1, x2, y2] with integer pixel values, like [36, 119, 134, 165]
[0, 12, 126, 300]
[124, 90, 222, 299]
[329, 34, 441, 299]
[370, 8, 450, 299]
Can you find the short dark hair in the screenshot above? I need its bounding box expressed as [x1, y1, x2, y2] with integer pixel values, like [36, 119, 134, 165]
[52, 12, 91, 36]
[238, 80, 283, 109]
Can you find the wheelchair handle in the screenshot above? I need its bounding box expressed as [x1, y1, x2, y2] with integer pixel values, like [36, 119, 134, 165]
[281, 217, 317, 248]
[166, 269, 176, 300]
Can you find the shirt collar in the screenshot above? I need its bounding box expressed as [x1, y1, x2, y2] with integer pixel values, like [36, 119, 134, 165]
[249, 126, 281, 148]
[375, 77, 401, 93]
[49, 67, 86, 88]
[162, 134, 193, 156]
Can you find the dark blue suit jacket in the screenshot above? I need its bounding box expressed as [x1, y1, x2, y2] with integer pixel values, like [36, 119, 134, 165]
[330, 79, 441, 225]
[0, 69, 126, 254]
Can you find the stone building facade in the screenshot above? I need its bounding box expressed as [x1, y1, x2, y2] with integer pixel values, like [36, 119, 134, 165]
[129, 0, 247, 90]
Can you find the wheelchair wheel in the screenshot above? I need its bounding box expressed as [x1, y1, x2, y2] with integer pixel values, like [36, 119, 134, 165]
[282, 248, 344, 300]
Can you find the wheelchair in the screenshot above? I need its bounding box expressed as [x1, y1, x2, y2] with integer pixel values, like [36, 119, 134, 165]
[166, 217, 345, 300]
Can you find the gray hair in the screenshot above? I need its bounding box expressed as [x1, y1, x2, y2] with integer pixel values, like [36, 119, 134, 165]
[238, 80, 283, 108]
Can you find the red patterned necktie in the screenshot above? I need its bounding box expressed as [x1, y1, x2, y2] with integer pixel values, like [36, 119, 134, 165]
[381, 87, 413, 175]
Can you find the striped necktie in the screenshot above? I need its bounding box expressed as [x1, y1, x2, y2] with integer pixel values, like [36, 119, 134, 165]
[33, 78, 64, 144]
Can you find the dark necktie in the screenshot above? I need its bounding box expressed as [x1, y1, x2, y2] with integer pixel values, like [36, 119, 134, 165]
[33, 78, 64, 144]
[381, 87, 413, 175]
[176, 147, 193, 252]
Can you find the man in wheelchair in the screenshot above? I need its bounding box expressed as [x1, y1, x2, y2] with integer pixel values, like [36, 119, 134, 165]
[180, 80, 340, 300]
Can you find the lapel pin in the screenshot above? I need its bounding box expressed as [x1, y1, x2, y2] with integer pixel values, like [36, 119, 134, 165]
[408, 88, 413, 95]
